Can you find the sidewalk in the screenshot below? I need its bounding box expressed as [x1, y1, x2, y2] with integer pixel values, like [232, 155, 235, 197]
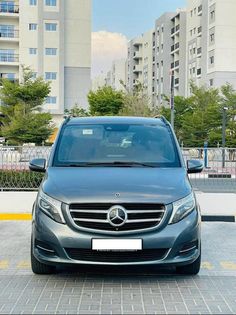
[0, 191, 235, 218]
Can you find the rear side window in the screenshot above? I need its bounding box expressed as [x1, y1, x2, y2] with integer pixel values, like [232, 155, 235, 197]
[53, 124, 181, 167]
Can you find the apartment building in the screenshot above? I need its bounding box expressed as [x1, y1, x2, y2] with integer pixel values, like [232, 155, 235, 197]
[186, 0, 236, 94]
[0, 0, 91, 124]
[127, 30, 153, 97]
[127, 12, 187, 108]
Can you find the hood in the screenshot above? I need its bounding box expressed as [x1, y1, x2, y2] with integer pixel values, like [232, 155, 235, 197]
[42, 167, 192, 205]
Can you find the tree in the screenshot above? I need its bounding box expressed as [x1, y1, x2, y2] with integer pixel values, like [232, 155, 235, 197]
[119, 81, 156, 117]
[0, 66, 54, 145]
[88, 86, 124, 116]
[64, 104, 90, 117]
[159, 96, 193, 142]
[221, 84, 236, 148]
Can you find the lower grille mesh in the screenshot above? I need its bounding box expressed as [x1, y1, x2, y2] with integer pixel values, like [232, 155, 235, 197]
[65, 248, 169, 263]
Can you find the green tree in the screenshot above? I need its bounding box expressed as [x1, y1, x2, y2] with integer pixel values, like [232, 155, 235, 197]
[221, 84, 236, 148]
[0, 66, 54, 145]
[88, 86, 124, 116]
[119, 81, 156, 117]
[64, 104, 90, 117]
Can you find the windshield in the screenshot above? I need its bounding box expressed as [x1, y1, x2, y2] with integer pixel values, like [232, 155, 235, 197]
[53, 123, 181, 167]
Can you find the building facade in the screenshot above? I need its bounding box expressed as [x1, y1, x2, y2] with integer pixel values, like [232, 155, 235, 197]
[0, 0, 91, 124]
[186, 0, 236, 95]
[127, 30, 154, 97]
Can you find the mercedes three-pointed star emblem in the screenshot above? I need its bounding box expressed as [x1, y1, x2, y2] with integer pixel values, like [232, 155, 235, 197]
[107, 205, 127, 227]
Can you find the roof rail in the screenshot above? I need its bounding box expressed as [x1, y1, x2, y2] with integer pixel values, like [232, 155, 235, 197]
[153, 115, 170, 125]
[62, 115, 72, 125]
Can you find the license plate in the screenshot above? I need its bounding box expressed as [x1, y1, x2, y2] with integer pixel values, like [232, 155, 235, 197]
[92, 239, 142, 251]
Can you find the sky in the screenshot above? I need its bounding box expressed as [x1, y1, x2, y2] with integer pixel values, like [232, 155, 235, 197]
[92, 0, 186, 77]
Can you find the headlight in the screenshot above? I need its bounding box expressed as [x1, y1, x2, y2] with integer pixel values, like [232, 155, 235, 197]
[37, 191, 65, 224]
[169, 193, 196, 224]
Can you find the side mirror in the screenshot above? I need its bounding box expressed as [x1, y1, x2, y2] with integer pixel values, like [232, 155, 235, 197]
[29, 159, 46, 173]
[187, 159, 203, 174]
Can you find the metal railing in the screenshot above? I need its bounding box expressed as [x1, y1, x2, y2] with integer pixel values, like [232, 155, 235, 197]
[0, 3, 19, 14]
[0, 53, 19, 62]
[0, 146, 236, 192]
[0, 30, 19, 38]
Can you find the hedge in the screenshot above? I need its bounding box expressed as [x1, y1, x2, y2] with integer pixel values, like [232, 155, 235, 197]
[0, 170, 44, 190]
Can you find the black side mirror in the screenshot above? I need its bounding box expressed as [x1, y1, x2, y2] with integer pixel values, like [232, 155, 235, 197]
[29, 159, 46, 173]
[187, 159, 204, 174]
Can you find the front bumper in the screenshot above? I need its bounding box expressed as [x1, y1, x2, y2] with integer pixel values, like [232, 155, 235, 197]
[32, 205, 201, 267]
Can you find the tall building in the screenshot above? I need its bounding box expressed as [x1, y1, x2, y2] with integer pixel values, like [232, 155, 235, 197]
[186, 0, 236, 94]
[127, 30, 154, 98]
[0, 0, 91, 124]
[127, 12, 187, 108]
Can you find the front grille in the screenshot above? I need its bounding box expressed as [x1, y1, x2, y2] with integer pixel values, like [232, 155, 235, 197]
[68, 203, 166, 232]
[65, 248, 169, 263]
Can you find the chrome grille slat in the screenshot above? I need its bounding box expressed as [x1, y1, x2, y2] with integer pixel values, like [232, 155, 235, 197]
[69, 203, 166, 232]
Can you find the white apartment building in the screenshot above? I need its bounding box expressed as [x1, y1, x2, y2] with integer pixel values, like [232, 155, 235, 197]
[186, 0, 236, 94]
[127, 12, 187, 108]
[0, 0, 91, 124]
[127, 30, 154, 97]
[153, 12, 187, 107]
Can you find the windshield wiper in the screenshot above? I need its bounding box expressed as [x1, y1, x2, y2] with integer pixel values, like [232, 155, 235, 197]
[84, 161, 155, 168]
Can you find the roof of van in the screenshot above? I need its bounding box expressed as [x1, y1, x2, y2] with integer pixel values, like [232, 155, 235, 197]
[66, 116, 167, 126]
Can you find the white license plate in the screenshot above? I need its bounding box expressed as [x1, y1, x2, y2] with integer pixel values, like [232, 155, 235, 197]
[92, 239, 142, 251]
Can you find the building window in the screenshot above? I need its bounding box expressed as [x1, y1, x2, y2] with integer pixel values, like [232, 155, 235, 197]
[45, 23, 57, 31]
[29, 48, 37, 55]
[192, 67, 196, 74]
[45, 72, 57, 80]
[210, 56, 214, 64]
[46, 96, 57, 104]
[197, 68, 201, 76]
[30, 0, 37, 5]
[209, 79, 214, 86]
[210, 4, 216, 23]
[45, 48, 57, 55]
[32, 72, 37, 79]
[29, 23, 37, 31]
[45, 0, 57, 6]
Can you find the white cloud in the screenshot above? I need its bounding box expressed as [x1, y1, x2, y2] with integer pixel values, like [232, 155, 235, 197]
[92, 31, 128, 78]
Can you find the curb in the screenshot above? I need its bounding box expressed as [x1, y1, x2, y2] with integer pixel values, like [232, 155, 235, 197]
[201, 215, 236, 223]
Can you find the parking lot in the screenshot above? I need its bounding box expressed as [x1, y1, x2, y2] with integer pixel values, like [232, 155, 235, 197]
[0, 221, 235, 314]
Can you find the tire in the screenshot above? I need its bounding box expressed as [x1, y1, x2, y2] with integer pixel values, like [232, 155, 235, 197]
[176, 253, 201, 275]
[31, 241, 56, 275]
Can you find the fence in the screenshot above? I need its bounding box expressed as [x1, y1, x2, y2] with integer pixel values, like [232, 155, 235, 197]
[0, 146, 236, 192]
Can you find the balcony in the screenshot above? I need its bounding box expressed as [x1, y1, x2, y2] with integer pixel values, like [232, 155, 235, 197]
[133, 51, 142, 59]
[171, 24, 180, 37]
[0, 74, 18, 86]
[197, 47, 202, 57]
[133, 64, 142, 73]
[174, 78, 179, 86]
[171, 42, 180, 53]
[198, 26, 202, 36]
[198, 5, 202, 16]
[0, 3, 19, 17]
[0, 54, 19, 65]
[171, 60, 180, 70]
[0, 30, 19, 42]
[197, 68, 202, 77]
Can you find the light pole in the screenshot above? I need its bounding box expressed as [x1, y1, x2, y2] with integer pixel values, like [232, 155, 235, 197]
[170, 70, 175, 129]
[222, 106, 228, 168]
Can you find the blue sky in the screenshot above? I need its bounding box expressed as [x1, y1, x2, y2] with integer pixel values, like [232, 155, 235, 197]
[93, 0, 186, 39]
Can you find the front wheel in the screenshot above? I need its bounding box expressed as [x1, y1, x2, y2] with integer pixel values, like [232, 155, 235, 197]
[176, 253, 201, 275]
[31, 240, 56, 275]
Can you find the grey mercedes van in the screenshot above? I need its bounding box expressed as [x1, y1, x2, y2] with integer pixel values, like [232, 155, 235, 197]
[30, 116, 203, 275]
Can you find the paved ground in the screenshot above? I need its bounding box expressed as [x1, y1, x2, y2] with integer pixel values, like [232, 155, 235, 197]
[0, 222, 236, 314]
